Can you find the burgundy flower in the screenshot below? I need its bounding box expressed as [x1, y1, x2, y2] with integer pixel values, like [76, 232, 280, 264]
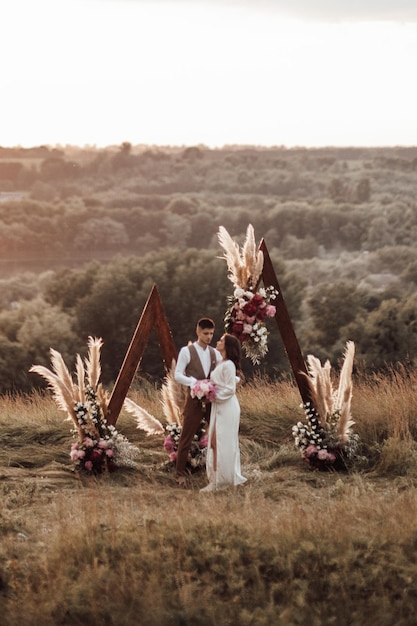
[251, 294, 265, 306]
[256, 308, 268, 322]
[242, 301, 257, 316]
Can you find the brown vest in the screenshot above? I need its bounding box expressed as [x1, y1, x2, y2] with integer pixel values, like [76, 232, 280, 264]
[185, 344, 217, 379]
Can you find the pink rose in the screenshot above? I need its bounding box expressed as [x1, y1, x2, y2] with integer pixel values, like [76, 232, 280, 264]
[164, 435, 174, 452]
[243, 323, 253, 335]
[304, 444, 317, 458]
[105, 449, 114, 458]
[169, 451, 177, 463]
[84, 460, 93, 471]
[265, 305, 276, 317]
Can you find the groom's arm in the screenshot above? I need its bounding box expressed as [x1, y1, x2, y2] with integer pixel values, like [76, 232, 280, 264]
[174, 346, 197, 387]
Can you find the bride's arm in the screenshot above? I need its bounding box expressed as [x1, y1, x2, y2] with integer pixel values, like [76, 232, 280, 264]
[213, 362, 236, 403]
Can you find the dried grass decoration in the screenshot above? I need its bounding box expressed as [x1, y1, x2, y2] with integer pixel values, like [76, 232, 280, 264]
[30, 337, 139, 474]
[124, 361, 208, 472]
[292, 341, 359, 471]
[217, 224, 278, 365]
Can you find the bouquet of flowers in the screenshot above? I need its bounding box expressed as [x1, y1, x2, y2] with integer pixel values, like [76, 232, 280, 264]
[224, 285, 277, 364]
[292, 341, 359, 471]
[190, 379, 217, 403]
[217, 224, 279, 365]
[163, 421, 208, 470]
[30, 337, 140, 474]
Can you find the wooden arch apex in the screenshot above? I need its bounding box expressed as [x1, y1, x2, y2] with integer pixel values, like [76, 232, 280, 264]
[106, 283, 177, 426]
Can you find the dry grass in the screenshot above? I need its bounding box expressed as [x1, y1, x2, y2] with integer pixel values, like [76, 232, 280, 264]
[2, 373, 417, 625]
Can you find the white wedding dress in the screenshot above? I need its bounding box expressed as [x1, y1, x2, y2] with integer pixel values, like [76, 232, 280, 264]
[202, 359, 247, 491]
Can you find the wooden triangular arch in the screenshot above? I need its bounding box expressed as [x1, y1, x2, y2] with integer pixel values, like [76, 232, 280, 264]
[106, 241, 313, 426]
[258, 239, 312, 405]
[106, 284, 177, 426]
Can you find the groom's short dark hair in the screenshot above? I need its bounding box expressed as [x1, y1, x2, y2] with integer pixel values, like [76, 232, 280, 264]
[197, 317, 215, 329]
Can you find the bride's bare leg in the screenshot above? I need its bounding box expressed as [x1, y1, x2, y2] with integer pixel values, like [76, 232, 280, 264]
[211, 429, 217, 471]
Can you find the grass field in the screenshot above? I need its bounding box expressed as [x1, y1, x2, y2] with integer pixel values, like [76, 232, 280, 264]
[1, 373, 417, 625]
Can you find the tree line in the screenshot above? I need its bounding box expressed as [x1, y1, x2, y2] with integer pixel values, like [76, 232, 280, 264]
[0, 143, 417, 392]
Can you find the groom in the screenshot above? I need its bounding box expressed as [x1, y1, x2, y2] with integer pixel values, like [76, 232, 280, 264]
[174, 317, 222, 487]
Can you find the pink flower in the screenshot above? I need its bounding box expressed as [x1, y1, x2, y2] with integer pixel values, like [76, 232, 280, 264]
[191, 379, 217, 402]
[83, 437, 94, 448]
[327, 452, 336, 463]
[164, 435, 174, 452]
[169, 451, 177, 463]
[199, 435, 208, 448]
[243, 323, 253, 335]
[317, 449, 328, 460]
[98, 439, 109, 449]
[265, 304, 276, 317]
[105, 448, 114, 458]
[304, 444, 317, 458]
[84, 460, 93, 471]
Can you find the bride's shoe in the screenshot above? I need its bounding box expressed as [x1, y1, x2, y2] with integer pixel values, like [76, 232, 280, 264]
[200, 483, 216, 493]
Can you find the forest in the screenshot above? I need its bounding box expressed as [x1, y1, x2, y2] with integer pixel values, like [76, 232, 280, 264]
[1, 142, 417, 392]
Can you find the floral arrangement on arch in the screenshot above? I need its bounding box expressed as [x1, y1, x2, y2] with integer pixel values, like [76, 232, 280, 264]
[30, 337, 140, 474]
[218, 224, 278, 365]
[292, 341, 360, 471]
[123, 361, 209, 472]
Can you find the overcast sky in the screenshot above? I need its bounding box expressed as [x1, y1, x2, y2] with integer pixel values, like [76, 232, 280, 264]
[2, 0, 416, 148]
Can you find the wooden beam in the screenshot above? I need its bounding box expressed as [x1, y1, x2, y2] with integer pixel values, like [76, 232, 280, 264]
[106, 284, 177, 426]
[259, 239, 312, 405]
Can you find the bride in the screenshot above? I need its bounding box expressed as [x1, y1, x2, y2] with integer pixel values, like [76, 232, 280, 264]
[200, 333, 247, 492]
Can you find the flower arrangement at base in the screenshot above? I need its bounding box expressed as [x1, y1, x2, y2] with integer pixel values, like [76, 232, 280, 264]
[217, 224, 278, 365]
[30, 337, 140, 475]
[292, 341, 360, 471]
[124, 361, 208, 472]
[163, 421, 208, 470]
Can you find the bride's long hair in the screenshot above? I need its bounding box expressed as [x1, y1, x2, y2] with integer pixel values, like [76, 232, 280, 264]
[224, 333, 242, 374]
